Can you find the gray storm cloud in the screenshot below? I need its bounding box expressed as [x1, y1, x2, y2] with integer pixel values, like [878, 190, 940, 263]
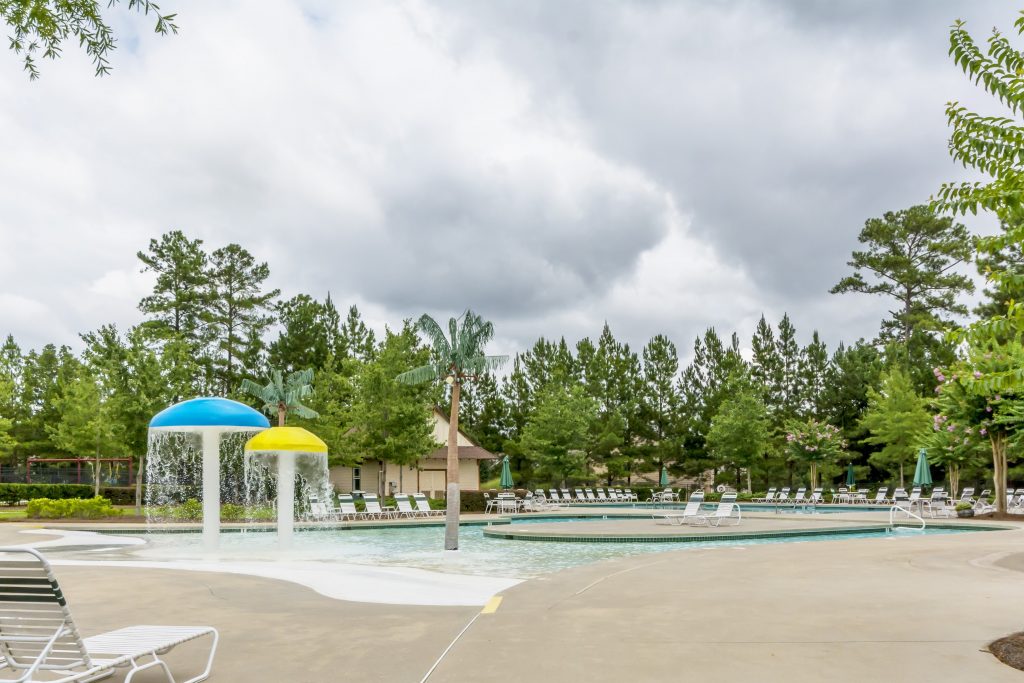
[0, 0, 1005, 356]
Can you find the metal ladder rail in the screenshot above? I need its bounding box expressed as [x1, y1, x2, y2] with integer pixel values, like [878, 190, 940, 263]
[889, 503, 926, 530]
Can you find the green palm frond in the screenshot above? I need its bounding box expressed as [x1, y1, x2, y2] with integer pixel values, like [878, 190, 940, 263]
[396, 364, 438, 385]
[241, 367, 319, 419]
[398, 310, 507, 383]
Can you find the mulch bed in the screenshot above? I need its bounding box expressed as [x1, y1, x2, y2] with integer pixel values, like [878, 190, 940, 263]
[989, 632, 1024, 671]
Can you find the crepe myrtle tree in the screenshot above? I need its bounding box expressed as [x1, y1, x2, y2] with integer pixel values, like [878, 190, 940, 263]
[397, 311, 507, 551]
[241, 368, 319, 427]
[784, 418, 846, 490]
[931, 340, 1024, 513]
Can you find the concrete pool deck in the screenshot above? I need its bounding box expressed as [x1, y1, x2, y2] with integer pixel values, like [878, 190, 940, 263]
[0, 518, 1021, 680]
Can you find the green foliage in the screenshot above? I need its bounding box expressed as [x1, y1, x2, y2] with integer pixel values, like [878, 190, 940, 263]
[0, 484, 92, 505]
[520, 385, 596, 486]
[26, 496, 120, 519]
[784, 418, 846, 488]
[336, 325, 438, 468]
[1, 0, 177, 79]
[396, 310, 507, 386]
[706, 371, 770, 491]
[861, 368, 932, 483]
[207, 244, 279, 394]
[268, 294, 345, 374]
[831, 205, 974, 343]
[935, 12, 1024, 218]
[241, 368, 319, 427]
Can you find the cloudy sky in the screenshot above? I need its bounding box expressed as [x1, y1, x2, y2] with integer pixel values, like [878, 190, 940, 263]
[0, 0, 1011, 361]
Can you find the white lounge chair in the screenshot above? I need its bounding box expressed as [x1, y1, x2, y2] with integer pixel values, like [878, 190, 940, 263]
[790, 487, 808, 503]
[870, 487, 889, 504]
[653, 497, 704, 526]
[776, 487, 791, 502]
[623, 488, 638, 502]
[755, 488, 776, 503]
[395, 495, 417, 518]
[337, 494, 359, 520]
[412, 493, 443, 517]
[690, 493, 741, 527]
[483, 492, 498, 514]
[0, 547, 218, 683]
[809, 488, 824, 504]
[361, 493, 394, 519]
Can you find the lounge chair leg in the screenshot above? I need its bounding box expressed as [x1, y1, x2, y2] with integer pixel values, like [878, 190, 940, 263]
[125, 655, 175, 683]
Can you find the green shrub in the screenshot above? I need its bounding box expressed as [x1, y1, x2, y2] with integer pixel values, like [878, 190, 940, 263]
[0, 484, 94, 505]
[955, 501, 972, 511]
[220, 503, 247, 521]
[26, 496, 121, 519]
[99, 487, 140, 505]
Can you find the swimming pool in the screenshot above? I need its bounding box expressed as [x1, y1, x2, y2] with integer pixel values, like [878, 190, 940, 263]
[78, 519, 985, 580]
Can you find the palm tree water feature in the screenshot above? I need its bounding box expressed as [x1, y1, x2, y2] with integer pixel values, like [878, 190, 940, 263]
[147, 397, 270, 549]
[244, 427, 331, 548]
[397, 311, 507, 551]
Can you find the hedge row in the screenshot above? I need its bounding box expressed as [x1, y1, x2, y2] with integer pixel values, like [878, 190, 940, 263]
[0, 484, 94, 505]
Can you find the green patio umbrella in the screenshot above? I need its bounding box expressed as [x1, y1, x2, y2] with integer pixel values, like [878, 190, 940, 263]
[499, 455, 514, 490]
[845, 463, 855, 487]
[659, 466, 669, 487]
[913, 449, 932, 488]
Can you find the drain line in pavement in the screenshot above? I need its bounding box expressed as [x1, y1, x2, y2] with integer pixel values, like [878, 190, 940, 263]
[419, 611, 483, 682]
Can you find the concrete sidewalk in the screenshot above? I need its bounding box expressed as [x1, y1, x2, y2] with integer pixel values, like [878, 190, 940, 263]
[428, 524, 1024, 682]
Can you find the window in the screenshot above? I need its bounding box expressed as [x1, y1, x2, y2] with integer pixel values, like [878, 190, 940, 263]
[352, 467, 361, 491]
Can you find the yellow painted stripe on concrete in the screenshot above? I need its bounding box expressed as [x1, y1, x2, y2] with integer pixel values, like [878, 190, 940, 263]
[481, 596, 502, 614]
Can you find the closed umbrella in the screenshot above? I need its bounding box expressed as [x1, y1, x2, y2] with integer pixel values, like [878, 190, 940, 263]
[499, 455, 514, 490]
[913, 449, 932, 488]
[659, 466, 669, 487]
[845, 463, 855, 487]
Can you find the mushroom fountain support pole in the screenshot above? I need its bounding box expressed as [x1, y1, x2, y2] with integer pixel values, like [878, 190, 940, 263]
[277, 456, 295, 548]
[201, 426, 221, 550]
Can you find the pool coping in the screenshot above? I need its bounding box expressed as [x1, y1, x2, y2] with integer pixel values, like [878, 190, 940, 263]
[480, 522, 1011, 543]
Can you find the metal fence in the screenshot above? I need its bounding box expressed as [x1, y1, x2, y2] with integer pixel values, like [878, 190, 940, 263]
[0, 459, 135, 486]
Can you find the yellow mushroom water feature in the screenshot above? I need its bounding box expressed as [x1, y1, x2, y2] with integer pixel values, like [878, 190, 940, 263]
[244, 427, 330, 548]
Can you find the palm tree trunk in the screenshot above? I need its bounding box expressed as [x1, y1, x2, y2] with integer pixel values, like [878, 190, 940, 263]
[278, 403, 286, 427]
[445, 381, 461, 551]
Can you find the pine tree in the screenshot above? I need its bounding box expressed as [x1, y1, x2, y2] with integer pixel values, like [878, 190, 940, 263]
[206, 243, 279, 395]
[137, 230, 213, 392]
[268, 294, 334, 373]
[750, 315, 782, 409]
[338, 305, 376, 362]
[831, 205, 974, 342]
[799, 331, 830, 419]
[638, 334, 683, 476]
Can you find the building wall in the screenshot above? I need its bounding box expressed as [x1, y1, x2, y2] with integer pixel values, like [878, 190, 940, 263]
[328, 458, 480, 497]
[431, 415, 475, 447]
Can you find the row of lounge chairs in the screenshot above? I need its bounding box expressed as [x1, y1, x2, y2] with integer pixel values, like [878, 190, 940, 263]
[307, 492, 443, 521]
[536, 488, 638, 504]
[652, 492, 741, 527]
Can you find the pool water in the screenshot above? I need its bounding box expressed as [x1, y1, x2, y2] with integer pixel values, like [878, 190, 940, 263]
[97, 520, 981, 580]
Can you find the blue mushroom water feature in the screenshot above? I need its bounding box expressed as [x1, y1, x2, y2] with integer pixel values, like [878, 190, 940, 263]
[148, 397, 269, 549]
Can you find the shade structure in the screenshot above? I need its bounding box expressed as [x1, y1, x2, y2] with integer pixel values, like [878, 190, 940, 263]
[499, 455, 514, 490]
[149, 397, 270, 429]
[244, 426, 329, 549]
[244, 426, 327, 454]
[913, 449, 932, 487]
[846, 463, 855, 487]
[148, 397, 269, 550]
[660, 466, 669, 487]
